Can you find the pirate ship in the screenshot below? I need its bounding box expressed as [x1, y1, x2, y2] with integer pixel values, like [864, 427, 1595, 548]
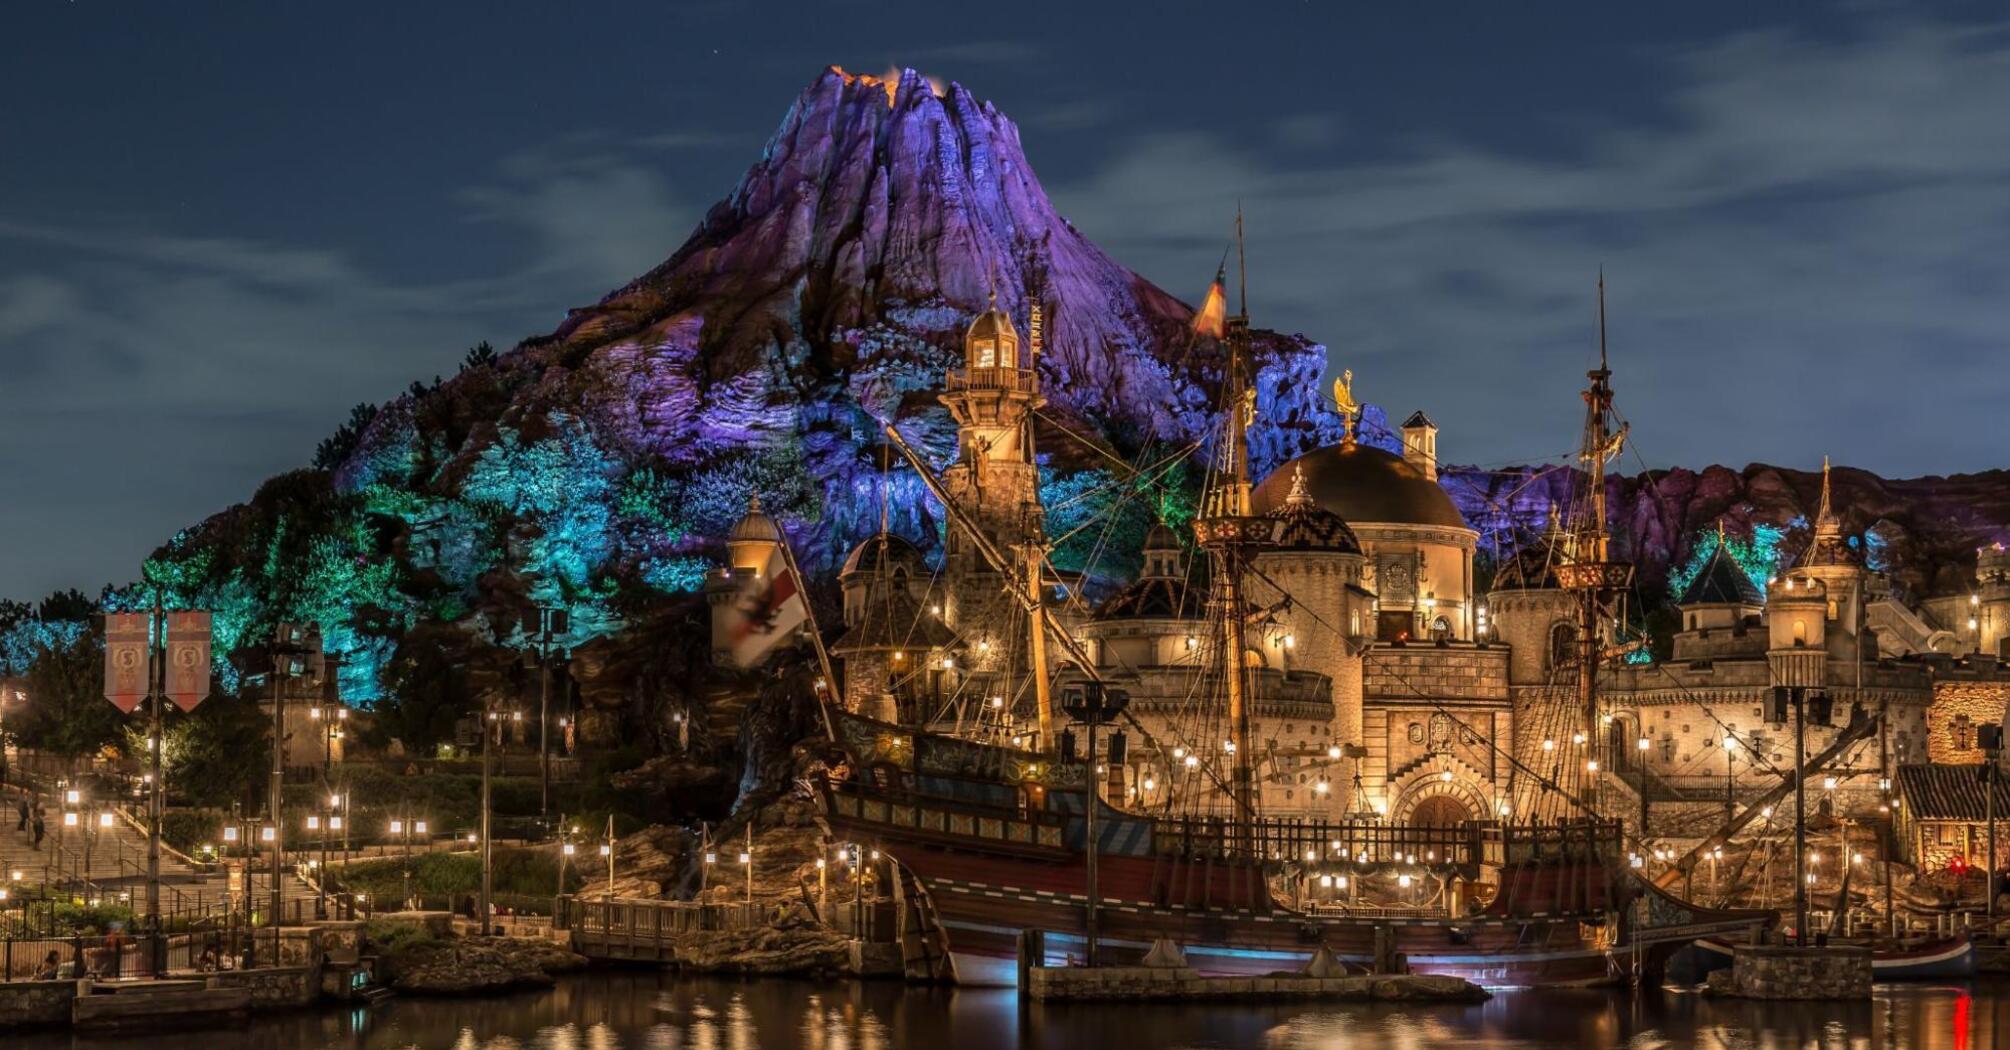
[804, 232, 1771, 987]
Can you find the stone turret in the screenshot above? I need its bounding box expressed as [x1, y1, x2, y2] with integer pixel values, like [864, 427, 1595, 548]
[1251, 464, 1370, 758]
[1400, 410, 1439, 482]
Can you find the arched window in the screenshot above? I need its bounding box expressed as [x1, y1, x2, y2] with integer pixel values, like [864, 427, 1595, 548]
[1431, 616, 1452, 642]
[1793, 619, 1808, 645]
[1548, 622, 1577, 670]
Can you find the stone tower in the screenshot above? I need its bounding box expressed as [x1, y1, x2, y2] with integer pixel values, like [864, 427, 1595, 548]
[1400, 410, 1439, 482]
[937, 296, 1047, 678]
[1251, 465, 1370, 752]
[706, 495, 784, 664]
[1974, 542, 2010, 658]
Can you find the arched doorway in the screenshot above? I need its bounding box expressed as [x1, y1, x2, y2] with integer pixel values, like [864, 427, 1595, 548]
[1411, 794, 1473, 828]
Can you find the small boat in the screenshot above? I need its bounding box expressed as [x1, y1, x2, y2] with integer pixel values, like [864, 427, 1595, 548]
[1689, 935, 1976, 981]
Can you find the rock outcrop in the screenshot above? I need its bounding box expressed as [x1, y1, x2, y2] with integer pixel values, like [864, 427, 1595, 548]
[380, 937, 587, 996]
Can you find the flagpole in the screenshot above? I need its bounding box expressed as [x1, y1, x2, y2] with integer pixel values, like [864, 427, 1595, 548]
[773, 521, 840, 743]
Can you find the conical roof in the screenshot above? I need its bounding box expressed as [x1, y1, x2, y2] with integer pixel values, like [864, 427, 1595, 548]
[1680, 531, 1764, 607]
[1266, 464, 1361, 553]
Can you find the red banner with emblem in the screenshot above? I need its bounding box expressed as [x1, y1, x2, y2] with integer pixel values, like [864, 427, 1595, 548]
[165, 610, 212, 712]
[104, 613, 150, 713]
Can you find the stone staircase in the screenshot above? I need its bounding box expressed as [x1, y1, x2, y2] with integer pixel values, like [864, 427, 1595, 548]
[2, 788, 316, 913]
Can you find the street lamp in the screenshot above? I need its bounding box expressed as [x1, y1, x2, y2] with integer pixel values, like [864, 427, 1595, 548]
[517, 606, 570, 818]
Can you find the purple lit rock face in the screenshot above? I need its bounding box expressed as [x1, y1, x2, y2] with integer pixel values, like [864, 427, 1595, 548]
[342, 67, 1340, 576]
[1446, 461, 2010, 601]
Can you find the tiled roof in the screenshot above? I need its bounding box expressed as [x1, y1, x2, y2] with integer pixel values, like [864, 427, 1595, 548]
[831, 588, 958, 653]
[1896, 763, 2010, 822]
[1680, 541, 1764, 606]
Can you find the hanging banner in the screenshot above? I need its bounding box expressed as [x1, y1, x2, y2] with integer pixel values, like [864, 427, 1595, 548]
[165, 610, 213, 711]
[104, 612, 150, 713]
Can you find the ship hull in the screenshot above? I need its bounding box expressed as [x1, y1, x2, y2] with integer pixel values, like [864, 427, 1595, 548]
[875, 834, 1625, 988]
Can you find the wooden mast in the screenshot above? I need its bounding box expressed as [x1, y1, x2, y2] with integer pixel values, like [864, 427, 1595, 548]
[1194, 210, 1270, 844]
[1554, 273, 1633, 807]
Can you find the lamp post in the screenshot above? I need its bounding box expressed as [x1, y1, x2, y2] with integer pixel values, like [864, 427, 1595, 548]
[478, 701, 519, 936]
[558, 822, 577, 903]
[600, 814, 616, 898]
[521, 606, 568, 818]
[268, 623, 322, 929]
[740, 824, 753, 907]
[1982, 725, 2003, 923]
[1768, 684, 1830, 946]
[390, 813, 426, 910]
[1060, 681, 1131, 967]
[1722, 733, 1739, 821]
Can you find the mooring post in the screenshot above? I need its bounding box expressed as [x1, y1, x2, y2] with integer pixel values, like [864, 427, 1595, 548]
[1017, 928, 1045, 989]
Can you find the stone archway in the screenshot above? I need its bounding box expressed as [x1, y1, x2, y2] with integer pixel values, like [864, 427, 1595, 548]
[1390, 767, 1490, 826]
[1411, 794, 1472, 828]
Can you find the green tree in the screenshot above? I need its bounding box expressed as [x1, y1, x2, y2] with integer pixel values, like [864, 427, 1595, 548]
[15, 631, 121, 761]
[375, 630, 473, 755]
[123, 695, 269, 808]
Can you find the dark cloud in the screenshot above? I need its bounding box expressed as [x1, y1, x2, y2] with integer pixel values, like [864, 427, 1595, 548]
[0, 4, 2003, 599]
[1048, 16, 2010, 475]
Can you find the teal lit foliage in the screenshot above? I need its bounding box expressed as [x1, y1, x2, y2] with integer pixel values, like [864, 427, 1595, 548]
[641, 555, 711, 593]
[1039, 466, 1165, 585]
[616, 468, 686, 542]
[1666, 523, 1790, 601]
[0, 612, 87, 677]
[463, 414, 617, 606]
[1623, 648, 1654, 665]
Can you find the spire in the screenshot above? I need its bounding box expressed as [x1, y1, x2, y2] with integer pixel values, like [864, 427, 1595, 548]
[1816, 456, 1837, 531]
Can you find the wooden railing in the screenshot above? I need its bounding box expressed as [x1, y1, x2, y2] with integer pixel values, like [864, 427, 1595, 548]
[562, 897, 764, 960]
[824, 780, 1070, 855]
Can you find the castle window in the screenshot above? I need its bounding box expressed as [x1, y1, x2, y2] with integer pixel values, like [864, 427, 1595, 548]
[1548, 622, 1577, 670]
[1955, 715, 1973, 751]
[1793, 619, 1807, 645]
[1827, 599, 1839, 621]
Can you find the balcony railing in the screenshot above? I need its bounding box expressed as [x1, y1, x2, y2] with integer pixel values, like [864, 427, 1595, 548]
[945, 366, 1037, 394]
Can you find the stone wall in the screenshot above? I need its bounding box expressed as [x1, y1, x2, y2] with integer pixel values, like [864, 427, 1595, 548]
[1729, 945, 1870, 999]
[1364, 643, 1508, 701]
[213, 966, 318, 1009]
[0, 979, 73, 1029]
[1926, 679, 2010, 764]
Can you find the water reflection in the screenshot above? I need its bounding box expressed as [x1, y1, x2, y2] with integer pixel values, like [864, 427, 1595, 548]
[7, 972, 2005, 1050]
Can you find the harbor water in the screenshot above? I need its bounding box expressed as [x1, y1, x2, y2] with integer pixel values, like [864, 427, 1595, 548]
[10, 970, 2010, 1050]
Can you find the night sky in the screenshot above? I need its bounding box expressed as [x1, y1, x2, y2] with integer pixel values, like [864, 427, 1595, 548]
[4, 2, 2007, 599]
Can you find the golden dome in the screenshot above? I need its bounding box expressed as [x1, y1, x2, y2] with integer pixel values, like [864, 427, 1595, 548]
[1252, 443, 1467, 530]
[727, 494, 783, 543]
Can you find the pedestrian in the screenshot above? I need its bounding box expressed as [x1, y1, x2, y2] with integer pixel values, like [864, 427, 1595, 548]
[34, 950, 62, 980]
[14, 795, 26, 831]
[31, 807, 45, 850]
